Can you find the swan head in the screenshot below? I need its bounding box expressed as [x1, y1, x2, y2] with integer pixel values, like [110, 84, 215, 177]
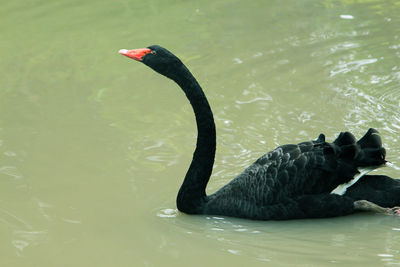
[119, 45, 184, 80]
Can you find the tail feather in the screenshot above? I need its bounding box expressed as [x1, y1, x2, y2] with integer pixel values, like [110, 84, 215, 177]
[333, 131, 356, 146]
[357, 128, 381, 148]
[332, 131, 359, 160]
[329, 128, 386, 194]
[355, 128, 386, 167]
[333, 128, 386, 167]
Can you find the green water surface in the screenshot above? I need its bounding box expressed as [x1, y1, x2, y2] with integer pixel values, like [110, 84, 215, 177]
[1, 0, 400, 266]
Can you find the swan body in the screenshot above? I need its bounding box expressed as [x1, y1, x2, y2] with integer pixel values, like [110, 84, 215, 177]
[119, 45, 400, 220]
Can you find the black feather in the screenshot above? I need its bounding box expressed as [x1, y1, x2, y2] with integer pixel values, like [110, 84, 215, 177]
[124, 45, 399, 220]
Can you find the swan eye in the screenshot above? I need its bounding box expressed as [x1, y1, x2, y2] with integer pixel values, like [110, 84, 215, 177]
[151, 50, 157, 55]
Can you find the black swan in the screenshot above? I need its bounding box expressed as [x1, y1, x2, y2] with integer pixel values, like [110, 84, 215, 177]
[119, 45, 400, 220]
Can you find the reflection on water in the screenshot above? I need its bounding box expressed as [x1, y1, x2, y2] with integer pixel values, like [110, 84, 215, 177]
[12, 230, 48, 256]
[156, 210, 400, 265]
[0, 166, 22, 179]
[1, 0, 400, 265]
[0, 209, 33, 230]
[157, 208, 178, 218]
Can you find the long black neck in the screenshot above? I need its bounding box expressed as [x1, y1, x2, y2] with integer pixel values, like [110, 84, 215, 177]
[171, 64, 216, 214]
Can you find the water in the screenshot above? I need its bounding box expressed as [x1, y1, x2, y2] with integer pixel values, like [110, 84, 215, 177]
[1, 0, 400, 266]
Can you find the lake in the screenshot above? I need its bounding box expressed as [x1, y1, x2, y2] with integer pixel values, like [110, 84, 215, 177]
[1, 0, 400, 266]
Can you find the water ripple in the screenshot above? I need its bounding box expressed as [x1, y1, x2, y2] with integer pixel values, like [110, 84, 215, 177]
[12, 230, 48, 255]
[157, 208, 178, 218]
[0, 166, 23, 179]
[330, 58, 378, 77]
[0, 209, 32, 230]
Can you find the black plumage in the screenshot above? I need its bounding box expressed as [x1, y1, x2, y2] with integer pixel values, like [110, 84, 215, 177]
[119, 45, 399, 220]
[204, 129, 386, 220]
[345, 175, 400, 207]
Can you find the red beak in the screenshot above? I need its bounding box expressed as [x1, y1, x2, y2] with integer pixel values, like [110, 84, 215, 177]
[119, 48, 151, 61]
